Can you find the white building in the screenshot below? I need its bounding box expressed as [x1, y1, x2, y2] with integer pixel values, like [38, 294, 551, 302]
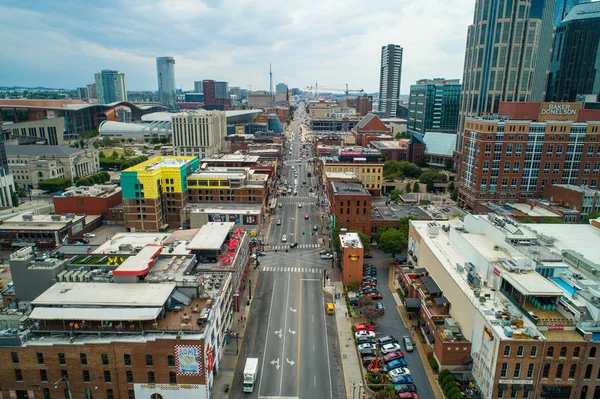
[172, 111, 226, 158]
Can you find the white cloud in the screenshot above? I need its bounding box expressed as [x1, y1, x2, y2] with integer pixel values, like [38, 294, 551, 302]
[0, 0, 475, 92]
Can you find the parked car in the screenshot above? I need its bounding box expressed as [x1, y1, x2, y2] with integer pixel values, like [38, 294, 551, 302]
[397, 393, 419, 399]
[320, 253, 334, 259]
[361, 355, 376, 366]
[383, 350, 404, 362]
[357, 343, 376, 351]
[393, 384, 417, 394]
[386, 359, 408, 370]
[365, 291, 383, 300]
[361, 281, 377, 288]
[83, 233, 96, 238]
[355, 330, 376, 339]
[390, 375, 414, 385]
[359, 348, 376, 358]
[254, 251, 266, 256]
[381, 343, 403, 354]
[403, 336, 414, 352]
[354, 324, 375, 332]
[356, 336, 377, 345]
[376, 302, 385, 313]
[395, 256, 408, 263]
[364, 253, 373, 258]
[377, 335, 398, 345]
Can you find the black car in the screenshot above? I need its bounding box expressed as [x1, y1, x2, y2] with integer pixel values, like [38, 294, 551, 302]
[377, 335, 398, 345]
[359, 348, 376, 358]
[361, 355, 376, 366]
[356, 336, 377, 345]
[393, 384, 418, 393]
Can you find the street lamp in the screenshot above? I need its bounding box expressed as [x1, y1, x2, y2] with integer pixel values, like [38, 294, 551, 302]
[54, 376, 73, 399]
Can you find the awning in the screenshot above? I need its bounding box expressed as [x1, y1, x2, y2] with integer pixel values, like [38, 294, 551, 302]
[511, 385, 521, 391]
[523, 385, 534, 391]
[498, 384, 508, 390]
[421, 276, 442, 295]
[30, 307, 162, 321]
[426, 333, 435, 343]
[170, 290, 191, 306]
[423, 325, 430, 334]
[404, 297, 421, 312]
[434, 296, 450, 306]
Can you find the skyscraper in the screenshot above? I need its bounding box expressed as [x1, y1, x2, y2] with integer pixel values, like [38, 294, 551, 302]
[94, 70, 127, 104]
[276, 83, 288, 94]
[546, 1, 600, 102]
[86, 83, 97, 100]
[194, 80, 203, 94]
[156, 57, 177, 111]
[554, 0, 585, 26]
[457, 0, 556, 150]
[378, 44, 403, 118]
[203, 80, 229, 110]
[408, 79, 461, 134]
[76, 87, 88, 100]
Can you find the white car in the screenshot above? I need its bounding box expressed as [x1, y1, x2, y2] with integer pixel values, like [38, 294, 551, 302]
[320, 253, 334, 259]
[83, 233, 96, 238]
[355, 330, 376, 339]
[389, 367, 411, 377]
[357, 343, 376, 351]
[380, 343, 402, 354]
[298, 203, 302, 208]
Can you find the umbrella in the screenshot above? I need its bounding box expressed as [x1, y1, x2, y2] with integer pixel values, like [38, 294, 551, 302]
[235, 228, 244, 233]
[220, 257, 230, 263]
[227, 252, 236, 257]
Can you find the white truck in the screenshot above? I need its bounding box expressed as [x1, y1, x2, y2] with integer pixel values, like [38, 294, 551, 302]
[243, 357, 259, 392]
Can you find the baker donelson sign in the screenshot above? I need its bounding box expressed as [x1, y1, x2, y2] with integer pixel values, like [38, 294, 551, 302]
[538, 102, 582, 121]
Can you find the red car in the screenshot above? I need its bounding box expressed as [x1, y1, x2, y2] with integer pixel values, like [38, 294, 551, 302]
[361, 281, 377, 288]
[304, 215, 309, 220]
[366, 292, 383, 300]
[354, 324, 375, 332]
[364, 253, 373, 258]
[383, 350, 404, 362]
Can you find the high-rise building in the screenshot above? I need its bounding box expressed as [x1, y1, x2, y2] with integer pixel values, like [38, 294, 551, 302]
[276, 83, 288, 94]
[378, 44, 403, 118]
[203, 80, 229, 109]
[172, 111, 227, 158]
[457, 0, 557, 151]
[554, 0, 585, 26]
[94, 70, 127, 104]
[355, 95, 373, 117]
[546, 1, 600, 103]
[407, 78, 461, 134]
[0, 122, 15, 207]
[76, 87, 88, 100]
[156, 56, 177, 111]
[86, 83, 97, 99]
[194, 80, 203, 94]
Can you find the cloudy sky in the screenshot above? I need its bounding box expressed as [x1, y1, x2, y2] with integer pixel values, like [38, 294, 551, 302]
[0, 0, 475, 94]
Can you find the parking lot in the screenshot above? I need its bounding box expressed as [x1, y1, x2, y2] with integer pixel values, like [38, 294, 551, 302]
[85, 224, 127, 245]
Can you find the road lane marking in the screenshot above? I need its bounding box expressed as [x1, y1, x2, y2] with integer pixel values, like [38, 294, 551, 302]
[321, 287, 334, 398]
[297, 272, 303, 394]
[279, 273, 291, 397]
[258, 277, 278, 395]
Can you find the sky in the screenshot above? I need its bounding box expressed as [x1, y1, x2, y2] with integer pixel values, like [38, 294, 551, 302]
[0, 0, 475, 94]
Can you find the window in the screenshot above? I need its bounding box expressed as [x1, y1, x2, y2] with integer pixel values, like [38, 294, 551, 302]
[514, 363, 521, 378]
[559, 346, 567, 357]
[58, 353, 66, 365]
[107, 389, 114, 399]
[146, 355, 153, 366]
[80, 353, 87, 365]
[104, 370, 111, 383]
[501, 362, 508, 377]
[590, 347, 596, 358]
[124, 354, 131, 366]
[43, 388, 51, 399]
[11, 352, 19, 364]
[517, 346, 524, 357]
[128, 390, 135, 399]
[37, 353, 44, 365]
[568, 364, 576, 379]
[584, 364, 592, 379]
[504, 345, 511, 356]
[530, 346, 537, 357]
[61, 370, 68, 379]
[40, 369, 48, 382]
[168, 355, 175, 367]
[546, 346, 554, 357]
[527, 363, 534, 378]
[101, 353, 109, 365]
[169, 371, 177, 384]
[498, 388, 504, 398]
[147, 371, 155, 383]
[510, 390, 517, 398]
[556, 364, 563, 379]
[15, 368, 23, 381]
[126, 371, 133, 383]
[542, 364, 550, 378]
[83, 370, 90, 382]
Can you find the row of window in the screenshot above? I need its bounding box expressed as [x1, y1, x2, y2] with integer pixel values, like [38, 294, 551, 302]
[502, 345, 595, 359]
[12, 352, 175, 367]
[14, 367, 177, 385]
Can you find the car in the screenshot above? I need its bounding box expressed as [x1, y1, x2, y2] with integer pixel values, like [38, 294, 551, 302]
[277, 219, 282, 225]
[361, 355, 376, 366]
[304, 215, 309, 220]
[356, 336, 376, 345]
[83, 233, 96, 238]
[313, 225, 318, 231]
[364, 253, 373, 258]
[281, 234, 287, 243]
[395, 256, 408, 263]
[366, 292, 383, 300]
[293, 191, 298, 196]
[381, 343, 402, 354]
[393, 384, 417, 394]
[357, 343, 376, 351]
[361, 281, 377, 288]
[279, 203, 283, 208]
[320, 253, 334, 259]
[354, 324, 375, 332]
[254, 251, 266, 256]
[376, 302, 385, 313]
[355, 330, 376, 339]
[402, 336, 414, 352]
[390, 375, 414, 385]
[309, 188, 313, 192]
[363, 271, 377, 278]
[298, 203, 302, 208]
[359, 348, 376, 358]
[319, 250, 329, 255]
[303, 180, 306, 184]
[397, 393, 419, 399]
[386, 358, 408, 370]
[383, 350, 404, 362]
[72, 238, 89, 244]
[377, 335, 398, 345]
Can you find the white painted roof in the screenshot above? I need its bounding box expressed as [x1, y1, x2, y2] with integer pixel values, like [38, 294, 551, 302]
[30, 307, 162, 321]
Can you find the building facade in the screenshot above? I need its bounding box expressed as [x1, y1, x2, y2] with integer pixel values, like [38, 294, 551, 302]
[203, 80, 229, 109]
[4, 117, 64, 145]
[542, 184, 600, 220]
[379, 44, 403, 118]
[0, 128, 15, 207]
[355, 95, 373, 117]
[320, 150, 384, 196]
[7, 145, 100, 188]
[457, 102, 600, 211]
[275, 83, 288, 94]
[94, 70, 127, 104]
[194, 80, 203, 94]
[54, 184, 123, 221]
[247, 92, 271, 110]
[328, 181, 372, 237]
[76, 87, 88, 100]
[172, 111, 227, 158]
[408, 78, 461, 134]
[546, 2, 600, 103]
[121, 156, 200, 231]
[156, 56, 177, 111]
[458, 0, 557, 150]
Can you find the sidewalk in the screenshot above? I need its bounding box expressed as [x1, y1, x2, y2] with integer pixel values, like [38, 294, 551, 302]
[387, 268, 444, 399]
[212, 263, 260, 399]
[325, 269, 365, 399]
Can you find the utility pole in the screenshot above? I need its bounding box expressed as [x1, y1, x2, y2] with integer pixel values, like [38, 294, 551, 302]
[269, 63, 273, 106]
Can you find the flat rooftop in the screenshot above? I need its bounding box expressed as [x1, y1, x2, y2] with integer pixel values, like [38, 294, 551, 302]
[325, 171, 358, 180]
[202, 154, 260, 163]
[505, 202, 560, 217]
[188, 222, 234, 251]
[187, 202, 262, 214]
[55, 184, 121, 199]
[1, 213, 87, 231]
[124, 156, 196, 173]
[371, 201, 430, 221]
[93, 233, 170, 254]
[331, 181, 370, 196]
[113, 245, 163, 276]
[340, 232, 363, 248]
[370, 140, 409, 149]
[32, 282, 176, 307]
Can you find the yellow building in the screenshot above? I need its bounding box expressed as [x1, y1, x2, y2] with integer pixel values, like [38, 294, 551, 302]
[320, 160, 383, 196]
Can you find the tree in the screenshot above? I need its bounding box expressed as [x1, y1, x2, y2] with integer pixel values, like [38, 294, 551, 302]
[72, 142, 80, 148]
[10, 192, 19, 207]
[357, 231, 371, 254]
[363, 305, 385, 325]
[357, 295, 374, 308]
[79, 140, 85, 149]
[99, 151, 106, 158]
[378, 228, 408, 258]
[412, 181, 420, 193]
[124, 148, 135, 157]
[521, 217, 534, 223]
[404, 183, 412, 193]
[419, 170, 448, 185]
[444, 158, 454, 170]
[448, 181, 455, 192]
[580, 211, 600, 224]
[38, 178, 72, 193]
[128, 138, 133, 143]
[450, 188, 458, 201]
[390, 189, 402, 202]
[111, 150, 119, 159]
[540, 217, 563, 224]
[416, 156, 428, 167]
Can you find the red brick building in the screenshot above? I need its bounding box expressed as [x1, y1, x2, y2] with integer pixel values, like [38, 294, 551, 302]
[53, 185, 123, 222]
[458, 102, 600, 211]
[339, 230, 364, 286]
[351, 113, 392, 146]
[355, 95, 373, 117]
[328, 181, 372, 236]
[542, 184, 600, 222]
[265, 107, 290, 124]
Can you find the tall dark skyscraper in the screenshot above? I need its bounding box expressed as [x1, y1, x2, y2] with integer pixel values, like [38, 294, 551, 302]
[94, 70, 127, 104]
[546, 1, 600, 102]
[378, 44, 403, 118]
[408, 78, 462, 134]
[457, 0, 556, 150]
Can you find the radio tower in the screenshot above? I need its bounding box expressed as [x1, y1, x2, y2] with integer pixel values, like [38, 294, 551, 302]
[269, 63, 273, 106]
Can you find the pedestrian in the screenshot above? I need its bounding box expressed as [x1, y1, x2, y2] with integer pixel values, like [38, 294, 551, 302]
[345, 312, 348, 319]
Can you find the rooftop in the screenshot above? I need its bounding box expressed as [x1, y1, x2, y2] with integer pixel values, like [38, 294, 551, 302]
[331, 181, 370, 196]
[371, 201, 430, 221]
[186, 202, 262, 214]
[551, 184, 600, 194]
[55, 184, 121, 199]
[123, 156, 196, 173]
[6, 144, 89, 157]
[113, 245, 163, 277]
[325, 171, 359, 180]
[202, 154, 260, 163]
[423, 132, 457, 157]
[340, 231, 363, 248]
[187, 222, 234, 251]
[1, 213, 87, 231]
[370, 140, 409, 150]
[93, 232, 171, 254]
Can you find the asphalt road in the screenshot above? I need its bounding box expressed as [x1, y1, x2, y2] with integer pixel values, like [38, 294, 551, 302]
[229, 105, 345, 399]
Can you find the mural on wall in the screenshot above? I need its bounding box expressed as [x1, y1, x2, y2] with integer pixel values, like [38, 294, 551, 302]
[175, 345, 203, 376]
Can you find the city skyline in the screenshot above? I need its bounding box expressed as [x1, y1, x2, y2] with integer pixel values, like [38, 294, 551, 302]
[0, 0, 474, 93]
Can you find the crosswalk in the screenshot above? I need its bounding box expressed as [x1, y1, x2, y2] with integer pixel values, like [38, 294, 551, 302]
[269, 243, 320, 250]
[280, 196, 312, 200]
[262, 266, 322, 274]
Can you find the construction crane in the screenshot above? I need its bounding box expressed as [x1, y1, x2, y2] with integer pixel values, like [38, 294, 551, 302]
[305, 83, 364, 108]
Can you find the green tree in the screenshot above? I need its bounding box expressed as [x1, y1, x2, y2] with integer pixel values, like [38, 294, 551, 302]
[378, 228, 408, 258]
[10, 192, 19, 207]
[124, 148, 135, 157]
[99, 151, 106, 158]
[111, 150, 119, 159]
[151, 137, 160, 144]
[79, 140, 85, 149]
[448, 181, 455, 192]
[419, 170, 448, 185]
[38, 178, 72, 193]
[363, 305, 385, 325]
[389, 189, 402, 202]
[580, 211, 600, 224]
[357, 295, 374, 308]
[416, 156, 428, 167]
[521, 217, 534, 223]
[412, 181, 420, 193]
[540, 217, 563, 224]
[331, 226, 342, 253]
[444, 158, 454, 170]
[450, 188, 458, 201]
[128, 138, 133, 143]
[357, 231, 371, 254]
[404, 183, 412, 193]
[73, 142, 80, 148]
[100, 171, 111, 182]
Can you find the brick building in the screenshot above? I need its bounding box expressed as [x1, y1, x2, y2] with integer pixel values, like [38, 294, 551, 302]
[53, 184, 123, 223]
[458, 102, 600, 211]
[542, 184, 600, 222]
[328, 181, 371, 237]
[319, 149, 384, 196]
[355, 95, 373, 117]
[338, 230, 364, 286]
[351, 113, 392, 146]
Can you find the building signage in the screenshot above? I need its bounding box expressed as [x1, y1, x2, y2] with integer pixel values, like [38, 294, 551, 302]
[175, 345, 203, 376]
[493, 268, 501, 277]
[340, 151, 362, 157]
[349, 254, 359, 261]
[548, 325, 564, 330]
[498, 380, 533, 385]
[134, 383, 208, 399]
[538, 102, 582, 121]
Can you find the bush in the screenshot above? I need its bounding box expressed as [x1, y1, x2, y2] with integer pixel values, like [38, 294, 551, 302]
[443, 381, 458, 395]
[447, 387, 461, 397]
[451, 393, 464, 399]
[442, 375, 454, 386]
[38, 178, 72, 193]
[428, 357, 439, 371]
[438, 369, 452, 383]
[366, 373, 383, 384]
[396, 288, 405, 299]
